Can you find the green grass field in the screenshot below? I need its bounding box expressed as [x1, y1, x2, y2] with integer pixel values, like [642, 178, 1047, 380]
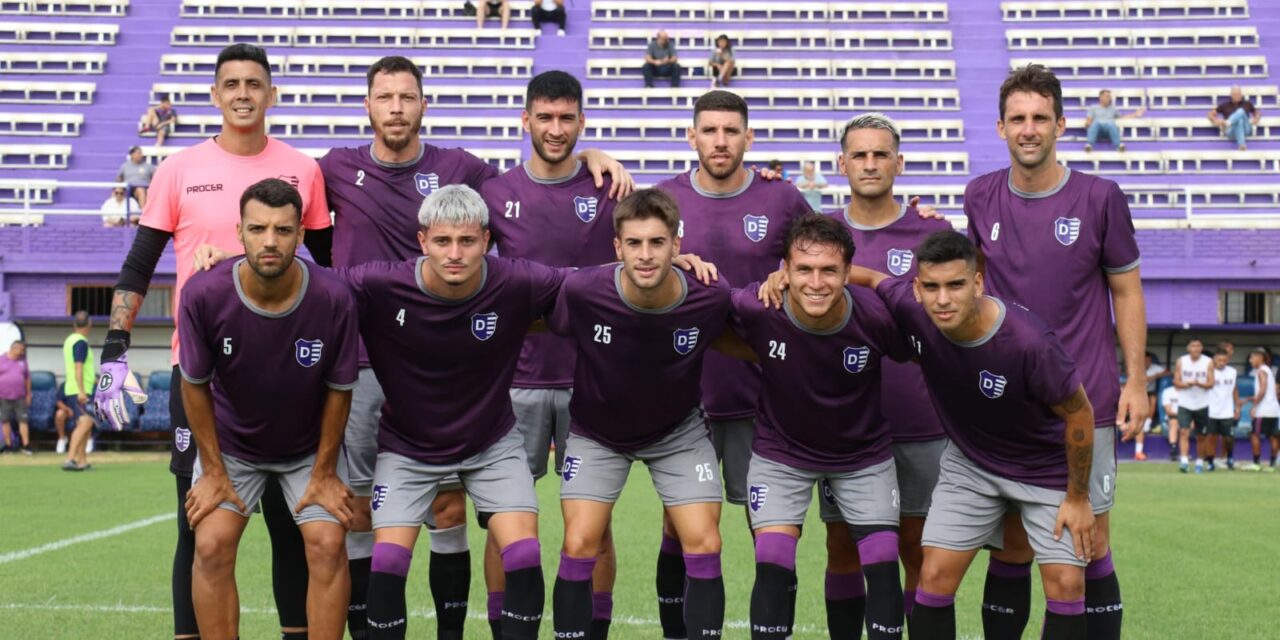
[1, 453, 1277, 639]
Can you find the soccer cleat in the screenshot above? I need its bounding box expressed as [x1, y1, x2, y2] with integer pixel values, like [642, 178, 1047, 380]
[1241, 463, 1262, 472]
[1134, 451, 1147, 461]
[1168, 449, 1178, 462]
[61, 460, 82, 472]
[1265, 465, 1276, 473]
[1194, 461, 1203, 474]
[55, 437, 67, 453]
[1226, 459, 1235, 471]
[1179, 462, 1189, 473]
[21, 447, 32, 456]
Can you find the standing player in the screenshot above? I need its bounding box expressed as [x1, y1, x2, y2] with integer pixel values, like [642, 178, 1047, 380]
[181, 179, 357, 640]
[860, 231, 1097, 640]
[1244, 348, 1280, 471]
[93, 44, 330, 640]
[550, 189, 732, 640]
[318, 57, 632, 639]
[1174, 338, 1214, 473]
[1207, 351, 1240, 470]
[1161, 384, 1180, 462]
[962, 64, 1146, 639]
[654, 91, 812, 638]
[734, 215, 908, 640]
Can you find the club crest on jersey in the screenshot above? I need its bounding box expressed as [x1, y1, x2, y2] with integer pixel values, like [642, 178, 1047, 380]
[573, 196, 599, 223]
[562, 455, 583, 482]
[175, 427, 191, 452]
[1054, 217, 1081, 246]
[743, 214, 770, 243]
[979, 370, 1008, 399]
[471, 312, 499, 341]
[673, 327, 700, 355]
[371, 484, 389, 511]
[886, 249, 914, 276]
[295, 339, 324, 367]
[843, 346, 870, 374]
[414, 172, 440, 197]
[748, 484, 768, 513]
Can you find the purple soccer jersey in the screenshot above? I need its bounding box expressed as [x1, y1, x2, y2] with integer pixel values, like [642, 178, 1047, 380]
[965, 168, 1140, 427]
[832, 203, 952, 443]
[657, 169, 812, 420]
[178, 259, 359, 463]
[481, 162, 619, 389]
[343, 256, 565, 464]
[730, 283, 910, 471]
[547, 265, 732, 452]
[876, 279, 1083, 490]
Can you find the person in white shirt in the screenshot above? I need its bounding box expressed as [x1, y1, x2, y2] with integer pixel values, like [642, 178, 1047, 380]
[1161, 385, 1180, 462]
[1244, 349, 1280, 471]
[100, 187, 141, 227]
[1135, 352, 1170, 460]
[1206, 352, 1240, 470]
[1174, 338, 1214, 473]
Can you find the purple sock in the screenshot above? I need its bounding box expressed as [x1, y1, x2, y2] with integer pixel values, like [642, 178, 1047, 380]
[754, 532, 798, 571]
[855, 530, 900, 565]
[557, 552, 596, 581]
[904, 589, 916, 616]
[989, 557, 1034, 578]
[592, 591, 613, 620]
[916, 589, 955, 609]
[487, 591, 503, 621]
[660, 534, 682, 556]
[1086, 550, 1115, 580]
[824, 571, 866, 600]
[501, 538, 541, 572]
[683, 552, 722, 579]
[1046, 597, 1086, 616]
[370, 542, 412, 577]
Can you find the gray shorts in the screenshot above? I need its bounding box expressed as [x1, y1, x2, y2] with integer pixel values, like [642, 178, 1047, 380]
[344, 368, 385, 495]
[192, 451, 348, 526]
[1090, 426, 1117, 515]
[922, 442, 1085, 567]
[710, 417, 753, 505]
[510, 387, 571, 480]
[371, 428, 537, 529]
[560, 409, 722, 506]
[748, 454, 899, 529]
[0, 398, 28, 423]
[894, 438, 947, 518]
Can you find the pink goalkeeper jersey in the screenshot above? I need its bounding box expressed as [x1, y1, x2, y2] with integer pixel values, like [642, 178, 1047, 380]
[139, 137, 330, 364]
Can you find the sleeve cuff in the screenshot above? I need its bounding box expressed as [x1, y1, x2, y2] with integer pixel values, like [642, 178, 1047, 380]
[178, 367, 211, 385]
[326, 380, 357, 391]
[1103, 256, 1142, 274]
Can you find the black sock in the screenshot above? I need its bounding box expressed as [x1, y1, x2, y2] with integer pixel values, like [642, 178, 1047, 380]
[500, 539, 545, 640]
[487, 592, 502, 640]
[262, 478, 309, 630]
[750, 562, 795, 639]
[981, 558, 1031, 640]
[656, 537, 687, 638]
[590, 592, 613, 640]
[367, 543, 412, 639]
[173, 475, 199, 638]
[786, 570, 799, 637]
[429, 551, 470, 639]
[862, 561, 905, 639]
[281, 633, 306, 639]
[1085, 552, 1123, 640]
[590, 618, 611, 640]
[348, 556, 372, 639]
[824, 571, 865, 640]
[1044, 599, 1087, 640]
[683, 553, 724, 638]
[553, 553, 595, 639]
[910, 591, 956, 640]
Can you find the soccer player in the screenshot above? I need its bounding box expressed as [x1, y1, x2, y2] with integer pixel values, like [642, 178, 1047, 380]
[1207, 351, 1240, 470]
[94, 44, 331, 640]
[1245, 348, 1280, 471]
[181, 179, 357, 640]
[962, 64, 1145, 639]
[1161, 384, 1180, 462]
[347, 185, 562, 640]
[317, 57, 632, 638]
[859, 231, 1096, 640]
[654, 91, 812, 638]
[1174, 338, 1214, 473]
[550, 189, 732, 640]
[479, 70, 621, 638]
[733, 214, 908, 640]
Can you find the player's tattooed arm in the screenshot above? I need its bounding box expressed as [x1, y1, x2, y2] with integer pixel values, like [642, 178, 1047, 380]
[1051, 384, 1095, 560]
[108, 290, 142, 332]
[181, 379, 247, 527]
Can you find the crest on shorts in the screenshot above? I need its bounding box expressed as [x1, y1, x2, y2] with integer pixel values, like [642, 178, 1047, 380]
[414, 172, 440, 197]
[295, 339, 324, 367]
[843, 346, 870, 374]
[371, 484, 389, 511]
[743, 214, 770, 243]
[748, 484, 769, 513]
[471, 312, 499, 341]
[574, 196, 599, 223]
[1054, 217, 1081, 246]
[673, 327, 700, 355]
[562, 455, 582, 482]
[886, 249, 914, 277]
[820, 479, 836, 505]
[174, 427, 191, 452]
[979, 370, 1007, 399]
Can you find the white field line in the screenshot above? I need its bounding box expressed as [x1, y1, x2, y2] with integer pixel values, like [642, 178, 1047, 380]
[0, 513, 174, 564]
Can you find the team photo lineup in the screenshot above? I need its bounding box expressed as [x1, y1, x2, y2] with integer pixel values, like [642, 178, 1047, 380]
[3, 3, 1280, 638]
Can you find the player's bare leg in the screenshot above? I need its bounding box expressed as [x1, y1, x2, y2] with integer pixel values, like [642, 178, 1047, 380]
[65, 414, 93, 468]
[1039, 563, 1088, 638]
[300, 521, 350, 639]
[556, 499, 615, 638]
[900, 516, 926, 620]
[912, 546, 980, 637]
[667, 502, 725, 637]
[983, 515, 1035, 639]
[192, 508, 250, 639]
[823, 521, 865, 637]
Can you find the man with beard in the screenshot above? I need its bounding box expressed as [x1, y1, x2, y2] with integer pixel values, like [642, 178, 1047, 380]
[180, 178, 357, 640]
[316, 56, 633, 639]
[95, 44, 330, 640]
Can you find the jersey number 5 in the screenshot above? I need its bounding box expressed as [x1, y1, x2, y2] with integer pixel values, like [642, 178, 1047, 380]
[222, 337, 233, 355]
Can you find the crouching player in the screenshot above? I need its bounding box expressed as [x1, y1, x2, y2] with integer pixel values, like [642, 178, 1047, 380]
[180, 178, 358, 640]
[735, 214, 909, 640]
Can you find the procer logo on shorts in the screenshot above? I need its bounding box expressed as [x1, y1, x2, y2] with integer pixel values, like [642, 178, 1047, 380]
[186, 183, 223, 194]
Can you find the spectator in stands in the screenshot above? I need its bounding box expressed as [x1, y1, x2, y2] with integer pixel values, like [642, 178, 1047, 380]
[531, 0, 565, 36]
[61, 311, 97, 471]
[116, 146, 154, 207]
[795, 160, 827, 211]
[0, 340, 32, 455]
[1083, 89, 1144, 152]
[100, 186, 141, 227]
[708, 34, 734, 88]
[477, 0, 511, 30]
[138, 95, 178, 146]
[642, 31, 681, 88]
[1208, 86, 1261, 151]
